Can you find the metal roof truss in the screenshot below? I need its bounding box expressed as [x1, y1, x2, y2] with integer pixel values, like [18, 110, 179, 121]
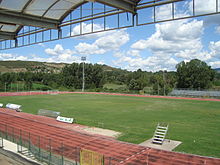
[0, 0, 220, 50]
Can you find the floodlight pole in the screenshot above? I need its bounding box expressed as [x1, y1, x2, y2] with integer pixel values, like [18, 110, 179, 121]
[82, 62, 85, 92]
[81, 56, 86, 92]
[163, 71, 165, 96]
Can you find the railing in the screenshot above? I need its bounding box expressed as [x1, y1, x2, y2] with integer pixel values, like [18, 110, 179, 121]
[0, 122, 219, 164]
[0, 123, 78, 165]
[170, 89, 220, 97]
[0, 123, 122, 165]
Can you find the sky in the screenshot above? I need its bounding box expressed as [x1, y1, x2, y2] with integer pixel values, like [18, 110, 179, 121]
[1, 0, 220, 72]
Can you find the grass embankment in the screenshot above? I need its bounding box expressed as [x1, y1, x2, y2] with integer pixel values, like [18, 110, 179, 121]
[0, 93, 219, 158]
[1, 83, 52, 92]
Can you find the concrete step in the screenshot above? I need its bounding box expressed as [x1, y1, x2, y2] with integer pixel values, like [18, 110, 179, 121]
[156, 131, 166, 135]
[157, 126, 167, 129]
[157, 129, 167, 132]
[152, 140, 163, 144]
[154, 135, 164, 138]
[153, 137, 164, 141]
[20, 150, 36, 160]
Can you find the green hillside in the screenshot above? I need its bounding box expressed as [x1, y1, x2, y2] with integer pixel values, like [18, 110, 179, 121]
[0, 61, 123, 73]
[0, 60, 67, 73]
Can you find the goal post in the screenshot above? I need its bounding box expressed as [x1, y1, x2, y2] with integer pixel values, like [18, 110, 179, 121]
[80, 149, 104, 165]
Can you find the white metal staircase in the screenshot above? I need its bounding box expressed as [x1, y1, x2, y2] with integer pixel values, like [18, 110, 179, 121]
[152, 123, 168, 145]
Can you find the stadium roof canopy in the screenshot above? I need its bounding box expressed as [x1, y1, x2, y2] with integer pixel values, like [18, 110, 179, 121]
[0, 0, 141, 41]
[1, 0, 219, 50]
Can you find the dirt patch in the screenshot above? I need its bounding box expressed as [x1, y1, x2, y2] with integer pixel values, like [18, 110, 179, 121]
[0, 148, 39, 165]
[82, 127, 121, 138]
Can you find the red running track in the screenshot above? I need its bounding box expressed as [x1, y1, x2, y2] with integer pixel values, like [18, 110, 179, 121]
[0, 109, 219, 165]
[0, 91, 220, 102]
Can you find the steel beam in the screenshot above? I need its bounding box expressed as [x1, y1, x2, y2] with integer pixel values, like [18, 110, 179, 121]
[0, 31, 15, 40]
[137, 0, 185, 10]
[93, 0, 136, 14]
[0, 10, 60, 29]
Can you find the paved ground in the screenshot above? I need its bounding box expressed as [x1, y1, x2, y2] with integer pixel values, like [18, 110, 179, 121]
[0, 148, 40, 165]
[139, 138, 182, 151]
[0, 153, 22, 165]
[0, 139, 41, 165]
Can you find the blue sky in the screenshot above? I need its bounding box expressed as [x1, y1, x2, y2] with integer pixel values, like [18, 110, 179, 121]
[1, 0, 220, 71]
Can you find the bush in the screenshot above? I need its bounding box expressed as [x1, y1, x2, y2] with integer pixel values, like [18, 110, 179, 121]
[143, 87, 153, 95]
[58, 86, 69, 91]
[139, 90, 144, 95]
[41, 86, 53, 91]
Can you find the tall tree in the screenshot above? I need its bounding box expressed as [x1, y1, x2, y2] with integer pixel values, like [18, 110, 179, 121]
[176, 59, 215, 89]
[0, 72, 16, 90]
[61, 63, 105, 89]
[24, 72, 33, 90]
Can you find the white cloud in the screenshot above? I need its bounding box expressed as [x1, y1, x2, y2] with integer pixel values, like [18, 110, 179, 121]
[131, 40, 148, 50]
[44, 44, 79, 63]
[113, 54, 178, 71]
[216, 26, 220, 34]
[209, 61, 220, 68]
[38, 43, 45, 47]
[155, 3, 173, 21]
[3, 2, 220, 72]
[113, 51, 124, 58]
[114, 16, 220, 71]
[189, 0, 216, 15]
[154, 1, 191, 21]
[188, 0, 220, 26]
[95, 30, 129, 49]
[72, 23, 102, 35]
[209, 41, 220, 58]
[0, 53, 28, 61]
[14, 56, 28, 61]
[45, 48, 57, 56]
[71, 23, 129, 55]
[97, 61, 105, 65]
[132, 19, 204, 51]
[74, 29, 129, 55]
[126, 13, 220, 71]
[71, 23, 111, 39]
[130, 19, 208, 62]
[0, 53, 13, 59]
[127, 50, 140, 57]
[45, 44, 64, 56]
[75, 43, 106, 55]
[0, 51, 84, 64]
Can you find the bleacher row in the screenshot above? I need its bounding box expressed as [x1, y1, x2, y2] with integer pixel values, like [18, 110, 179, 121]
[1, 104, 74, 124]
[0, 103, 22, 111]
[170, 89, 220, 97]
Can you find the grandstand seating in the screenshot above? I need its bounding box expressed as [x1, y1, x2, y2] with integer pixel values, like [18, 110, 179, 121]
[170, 89, 220, 97]
[38, 109, 60, 118]
[6, 103, 22, 112]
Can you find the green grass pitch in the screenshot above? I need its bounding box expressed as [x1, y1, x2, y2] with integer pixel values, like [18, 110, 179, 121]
[0, 93, 220, 158]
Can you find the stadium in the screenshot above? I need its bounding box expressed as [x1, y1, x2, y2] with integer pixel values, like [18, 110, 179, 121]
[0, 0, 220, 165]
